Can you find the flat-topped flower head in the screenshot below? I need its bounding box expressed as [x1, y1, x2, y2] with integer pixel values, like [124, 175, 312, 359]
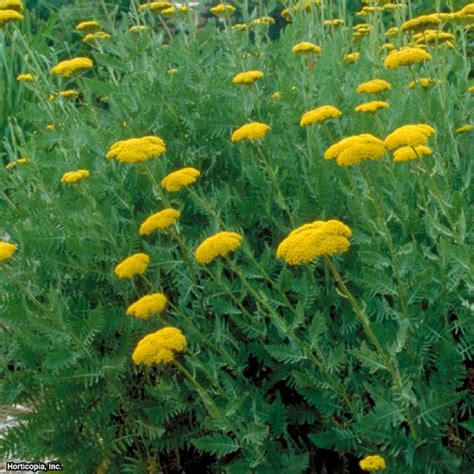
[5, 158, 28, 170]
[50, 57, 94, 77]
[61, 169, 90, 184]
[59, 89, 79, 99]
[357, 79, 392, 94]
[83, 31, 111, 43]
[408, 77, 438, 89]
[162, 5, 188, 15]
[139, 2, 173, 13]
[130, 25, 148, 33]
[345, 52, 360, 63]
[16, 73, 35, 82]
[384, 47, 432, 68]
[324, 134, 386, 166]
[231, 122, 270, 142]
[384, 124, 435, 149]
[210, 3, 236, 16]
[414, 30, 455, 45]
[0, 9, 23, 25]
[277, 219, 351, 266]
[195, 231, 242, 264]
[161, 167, 200, 192]
[75, 20, 100, 31]
[324, 18, 344, 26]
[355, 101, 389, 113]
[300, 105, 342, 126]
[393, 145, 432, 162]
[292, 42, 322, 54]
[114, 253, 150, 278]
[0, 0, 24, 12]
[0, 241, 17, 262]
[359, 454, 386, 472]
[456, 124, 473, 134]
[401, 14, 441, 32]
[132, 327, 186, 365]
[251, 16, 275, 26]
[232, 70, 264, 85]
[139, 209, 180, 235]
[106, 136, 166, 164]
[126, 293, 168, 319]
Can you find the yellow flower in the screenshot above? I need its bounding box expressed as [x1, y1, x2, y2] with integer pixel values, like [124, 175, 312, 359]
[106, 136, 166, 164]
[345, 52, 360, 63]
[456, 124, 473, 134]
[50, 57, 94, 77]
[5, 158, 28, 170]
[0, 241, 17, 262]
[61, 169, 90, 184]
[162, 5, 188, 15]
[393, 145, 432, 162]
[468, 86, 474, 94]
[276, 219, 351, 266]
[16, 73, 35, 82]
[408, 77, 437, 89]
[195, 231, 242, 264]
[232, 23, 247, 30]
[129, 25, 148, 33]
[75, 20, 101, 31]
[232, 70, 264, 85]
[0, 9, 23, 25]
[384, 124, 435, 150]
[83, 31, 111, 43]
[401, 14, 441, 32]
[355, 101, 389, 113]
[231, 122, 270, 142]
[139, 209, 181, 235]
[272, 91, 283, 100]
[132, 327, 186, 365]
[300, 105, 342, 126]
[251, 16, 275, 26]
[359, 455, 386, 472]
[126, 293, 168, 319]
[324, 134, 386, 166]
[114, 253, 150, 278]
[161, 167, 200, 192]
[324, 18, 344, 26]
[168, 67, 178, 74]
[356, 79, 392, 94]
[384, 47, 432, 68]
[281, 8, 291, 22]
[139, 2, 172, 13]
[46, 124, 55, 131]
[210, 3, 236, 16]
[59, 89, 79, 99]
[414, 30, 455, 45]
[0, 0, 23, 12]
[292, 42, 322, 54]
[385, 27, 399, 36]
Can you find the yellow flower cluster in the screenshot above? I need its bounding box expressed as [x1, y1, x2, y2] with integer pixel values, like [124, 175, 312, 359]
[359, 454, 386, 472]
[384, 124, 435, 150]
[114, 253, 150, 278]
[195, 231, 242, 264]
[129, 25, 148, 33]
[132, 327, 186, 365]
[251, 16, 275, 26]
[346, 52, 360, 63]
[50, 57, 94, 77]
[456, 124, 473, 134]
[414, 30, 455, 46]
[324, 134, 386, 166]
[139, 209, 180, 235]
[0, 241, 17, 262]
[0, 8, 23, 25]
[106, 136, 166, 164]
[59, 89, 79, 99]
[16, 73, 35, 82]
[75, 20, 100, 31]
[393, 145, 432, 162]
[324, 18, 344, 26]
[356, 79, 392, 94]
[232, 70, 264, 85]
[161, 167, 200, 192]
[5, 158, 28, 170]
[355, 100, 389, 114]
[300, 105, 342, 126]
[231, 122, 270, 142]
[162, 5, 188, 15]
[210, 3, 235, 16]
[292, 42, 322, 54]
[408, 77, 437, 89]
[401, 14, 441, 32]
[83, 31, 111, 43]
[126, 293, 168, 319]
[0, 0, 23, 12]
[276, 220, 352, 266]
[61, 169, 90, 184]
[384, 47, 432, 68]
[139, 2, 172, 13]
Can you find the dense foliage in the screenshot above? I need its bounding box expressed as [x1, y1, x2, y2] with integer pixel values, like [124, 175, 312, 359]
[1, 1, 473, 473]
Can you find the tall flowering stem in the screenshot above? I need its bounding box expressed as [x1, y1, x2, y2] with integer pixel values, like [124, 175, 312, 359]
[324, 256, 418, 439]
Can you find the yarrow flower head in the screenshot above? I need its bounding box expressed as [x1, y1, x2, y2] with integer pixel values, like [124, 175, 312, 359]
[83, 31, 111, 43]
[50, 57, 94, 77]
[106, 136, 166, 164]
[456, 124, 473, 134]
[292, 42, 322, 54]
[408, 77, 438, 89]
[250, 16, 275, 26]
[139, 2, 172, 13]
[0, 241, 17, 262]
[132, 327, 186, 365]
[231, 122, 270, 142]
[393, 145, 432, 162]
[16, 73, 35, 82]
[232, 70, 264, 85]
[75, 20, 100, 31]
[126, 293, 168, 319]
[195, 231, 242, 264]
[0, 8, 23, 25]
[355, 101, 389, 114]
[210, 3, 235, 16]
[61, 169, 90, 184]
[401, 14, 441, 32]
[356, 79, 392, 94]
[139, 209, 180, 235]
[114, 253, 150, 278]
[384, 47, 432, 68]
[324, 134, 386, 166]
[345, 52, 360, 63]
[300, 105, 342, 126]
[0, 0, 23, 12]
[5, 158, 28, 170]
[59, 89, 79, 99]
[384, 124, 435, 150]
[161, 167, 200, 192]
[359, 454, 386, 472]
[277, 220, 352, 266]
